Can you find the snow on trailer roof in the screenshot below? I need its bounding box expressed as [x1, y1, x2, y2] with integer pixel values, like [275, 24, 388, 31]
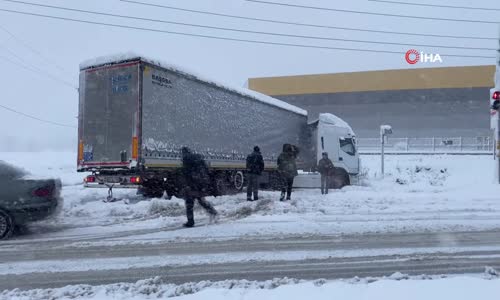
[80, 53, 307, 116]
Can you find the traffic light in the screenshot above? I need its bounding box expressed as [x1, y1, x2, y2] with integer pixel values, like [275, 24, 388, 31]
[491, 90, 500, 111]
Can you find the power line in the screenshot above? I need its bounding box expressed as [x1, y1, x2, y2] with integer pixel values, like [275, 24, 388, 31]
[0, 23, 76, 79]
[0, 7, 495, 59]
[0, 43, 76, 89]
[245, 0, 500, 24]
[0, 51, 77, 89]
[368, 0, 500, 11]
[121, 0, 497, 41]
[0, 103, 76, 128]
[0, 0, 495, 52]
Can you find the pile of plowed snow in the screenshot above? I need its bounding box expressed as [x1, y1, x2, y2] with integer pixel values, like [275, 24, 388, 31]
[3, 272, 499, 300]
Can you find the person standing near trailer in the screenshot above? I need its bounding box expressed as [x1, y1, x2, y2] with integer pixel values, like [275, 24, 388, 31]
[277, 144, 298, 201]
[317, 152, 334, 195]
[246, 146, 264, 201]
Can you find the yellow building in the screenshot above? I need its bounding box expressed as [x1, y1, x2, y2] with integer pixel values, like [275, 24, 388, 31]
[248, 65, 495, 137]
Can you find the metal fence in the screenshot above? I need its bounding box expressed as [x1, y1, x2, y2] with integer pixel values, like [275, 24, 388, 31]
[357, 136, 494, 154]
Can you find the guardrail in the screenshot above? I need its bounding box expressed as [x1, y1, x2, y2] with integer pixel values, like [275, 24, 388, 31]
[357, 136, 494, 154]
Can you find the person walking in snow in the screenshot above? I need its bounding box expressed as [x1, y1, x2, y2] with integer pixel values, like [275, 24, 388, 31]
[180, 147, 218, 228]
[246, 146, 264, 201]
[277, 143, 298, 201]
[317, 152, 334, 195]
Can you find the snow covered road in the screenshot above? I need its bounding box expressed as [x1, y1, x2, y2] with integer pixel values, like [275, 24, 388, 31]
[1, 230, 500, 290]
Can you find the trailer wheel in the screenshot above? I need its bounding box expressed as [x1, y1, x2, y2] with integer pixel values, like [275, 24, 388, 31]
[0, 209, 14, 240]
[232, 171, 244, 192]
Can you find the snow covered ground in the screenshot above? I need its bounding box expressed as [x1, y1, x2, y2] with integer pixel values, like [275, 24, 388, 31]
[2, 152, 500, 294]
[1, 152, 500, 244]
[2, 273, 499, 300]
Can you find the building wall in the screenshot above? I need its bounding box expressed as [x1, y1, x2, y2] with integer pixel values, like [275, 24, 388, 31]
[274, 88, 489, 138]
[248, 66, 495, 138]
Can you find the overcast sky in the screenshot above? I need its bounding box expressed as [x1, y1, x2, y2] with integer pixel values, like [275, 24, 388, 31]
[0, 0, 498, 151]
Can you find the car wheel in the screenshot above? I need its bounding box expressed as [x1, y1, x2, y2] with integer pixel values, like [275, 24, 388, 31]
[0, 209, 14, 240]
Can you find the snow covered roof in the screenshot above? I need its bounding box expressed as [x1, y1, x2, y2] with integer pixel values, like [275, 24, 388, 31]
[80, 53, 307, 116]
[311, 113, 355, 135]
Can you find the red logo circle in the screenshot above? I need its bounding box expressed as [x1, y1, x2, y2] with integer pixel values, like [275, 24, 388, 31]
[405, 49, 420, 64]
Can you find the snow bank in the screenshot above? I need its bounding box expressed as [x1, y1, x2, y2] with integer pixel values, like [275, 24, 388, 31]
[2, 274, 499, 300]
[79, 52, 307, 116]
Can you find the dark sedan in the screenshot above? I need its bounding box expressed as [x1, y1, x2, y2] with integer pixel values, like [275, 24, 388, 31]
[0, 161, 62, 239]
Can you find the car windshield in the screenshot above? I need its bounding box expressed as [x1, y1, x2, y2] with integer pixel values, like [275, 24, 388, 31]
[0, 161, 27, 179]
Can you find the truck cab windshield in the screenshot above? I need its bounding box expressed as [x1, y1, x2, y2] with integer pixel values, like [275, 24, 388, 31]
[340, 138, 356, 156]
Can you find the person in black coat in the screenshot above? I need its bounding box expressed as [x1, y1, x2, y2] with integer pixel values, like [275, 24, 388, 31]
[246, 146, 264, 201]
[317, 152, 334, 194]
[277, 144, 298, 201]
[180, 147, 218, 228]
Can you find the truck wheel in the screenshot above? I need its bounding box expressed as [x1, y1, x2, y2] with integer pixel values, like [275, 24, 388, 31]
[330, 168, 350, 189]
[232, 171, 244, 192]
[0, 209, 14, 240]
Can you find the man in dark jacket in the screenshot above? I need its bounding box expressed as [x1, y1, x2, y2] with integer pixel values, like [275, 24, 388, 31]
[277, 143, 298, 201]
[181, 147, 218, 228]
[317, 152, 334, 195]
[246, 146, 264, 201]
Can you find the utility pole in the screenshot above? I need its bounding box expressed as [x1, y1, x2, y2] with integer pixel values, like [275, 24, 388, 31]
[380, 125, 393, 177]
[497, 119, 500, 183]
[494, 32, 500, 183]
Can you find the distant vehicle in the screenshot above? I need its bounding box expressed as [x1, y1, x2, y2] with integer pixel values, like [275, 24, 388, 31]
[78, 54, 360, 198]
[0, 161, 62, 240]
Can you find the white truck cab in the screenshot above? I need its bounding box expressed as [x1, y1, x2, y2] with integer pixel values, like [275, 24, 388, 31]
[294, 113, 360, 188]
[316, 113, 359, 175]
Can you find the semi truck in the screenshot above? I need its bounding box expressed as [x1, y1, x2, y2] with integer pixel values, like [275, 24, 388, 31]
[78, 54, 360, 198]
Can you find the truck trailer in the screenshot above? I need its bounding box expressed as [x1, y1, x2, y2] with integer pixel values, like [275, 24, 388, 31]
[78, 54, 360, 198]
